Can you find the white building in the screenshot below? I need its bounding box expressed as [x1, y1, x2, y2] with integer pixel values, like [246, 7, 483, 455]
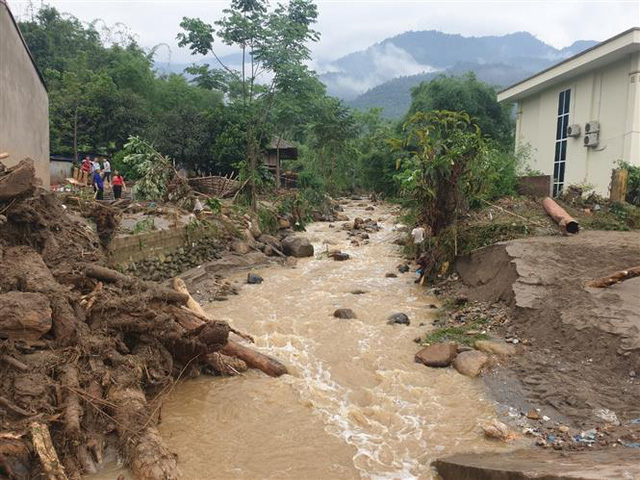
[498, 28, 640, 196]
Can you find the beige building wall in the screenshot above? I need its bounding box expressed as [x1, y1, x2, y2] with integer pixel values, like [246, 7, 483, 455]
[0, 1, 50, 187]
[516, 52, 640, 196]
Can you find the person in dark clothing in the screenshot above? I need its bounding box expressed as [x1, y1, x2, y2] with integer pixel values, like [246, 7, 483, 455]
[112, 170, 125, 199]
[93, 170, 104, 200]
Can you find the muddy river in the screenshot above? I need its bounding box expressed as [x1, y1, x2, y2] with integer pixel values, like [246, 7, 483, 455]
[90, 200, 509, 479]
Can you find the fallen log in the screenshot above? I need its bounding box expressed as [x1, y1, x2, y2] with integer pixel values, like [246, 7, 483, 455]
[60, 365, 83, 439]
[84, 264, 132, 285]
[586, 265, 640, 288]
[220, 340, 288, 378]
[108, 386, 180, 480]
[172, 277, 208, 317]
[0, 396, 34, 417]
[542, 197, 579, 235]
[84, 265, 188, 304]
[1, 354, 29, 372]
[30, 421, 68, 480]
[172, 277, 288, 377]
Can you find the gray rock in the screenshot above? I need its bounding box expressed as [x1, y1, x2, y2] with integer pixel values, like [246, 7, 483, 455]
[281, 236, 314, 258]
[387, 313, 410, 326]
[247, 273, 263, 284]
[397, 264, 410, 273]
[415, 342, 458, 367]
[334, 308, 356, 319]
[258, 234, 283, 251]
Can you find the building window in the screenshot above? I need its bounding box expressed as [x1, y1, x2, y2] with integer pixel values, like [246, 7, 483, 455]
[553, 88, 570, 196]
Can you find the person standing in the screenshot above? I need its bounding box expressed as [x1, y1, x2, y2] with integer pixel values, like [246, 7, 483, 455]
[410, 225, 426, 260]
[80, 156, 91, 184]
[93, 169, 104, 200]
[112, 170, 125, 199]
[102, 157, 111, 186]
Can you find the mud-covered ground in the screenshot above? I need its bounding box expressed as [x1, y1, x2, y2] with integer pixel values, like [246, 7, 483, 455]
[446, 231, 640, 452]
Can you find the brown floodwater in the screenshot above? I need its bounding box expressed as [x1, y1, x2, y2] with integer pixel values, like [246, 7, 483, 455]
[89, 200, 511, 480]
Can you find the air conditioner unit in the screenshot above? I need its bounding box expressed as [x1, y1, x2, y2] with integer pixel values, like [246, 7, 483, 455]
[585, 121, 600, 134]
[584, 133, 599, 148]
[566, 124, 581, 137]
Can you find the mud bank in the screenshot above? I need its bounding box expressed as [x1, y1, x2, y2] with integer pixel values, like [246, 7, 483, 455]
[430, 231, 640, 477]
[456, 232, 640, 426]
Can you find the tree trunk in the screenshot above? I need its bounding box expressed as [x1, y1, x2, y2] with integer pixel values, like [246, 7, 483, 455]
[610, 169, 628, 203]
[586, 265, 640, 288]
[108, 386, 180, 480]
[73, 106, 79, 162]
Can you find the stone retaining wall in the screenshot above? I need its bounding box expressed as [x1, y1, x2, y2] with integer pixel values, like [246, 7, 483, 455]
[107, 225, 212, 266]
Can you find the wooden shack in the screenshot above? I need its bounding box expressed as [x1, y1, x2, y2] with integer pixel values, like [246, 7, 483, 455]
[266, 137, 298, 187]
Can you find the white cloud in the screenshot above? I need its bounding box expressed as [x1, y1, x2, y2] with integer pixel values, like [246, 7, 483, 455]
[8, 0, 639, 66]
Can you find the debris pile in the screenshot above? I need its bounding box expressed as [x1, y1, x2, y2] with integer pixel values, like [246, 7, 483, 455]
[0, 160, 278, 479]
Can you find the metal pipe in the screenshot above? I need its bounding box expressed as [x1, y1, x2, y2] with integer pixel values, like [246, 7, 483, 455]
[542, 197, 579, 235]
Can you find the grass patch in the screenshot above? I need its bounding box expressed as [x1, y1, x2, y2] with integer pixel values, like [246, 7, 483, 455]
[422, 314, 490, 347]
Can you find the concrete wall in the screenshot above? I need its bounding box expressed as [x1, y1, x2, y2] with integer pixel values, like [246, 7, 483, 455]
[515, 52, 640, 196]
[0, 2, 50, 187]
[50, 160, 73, 185]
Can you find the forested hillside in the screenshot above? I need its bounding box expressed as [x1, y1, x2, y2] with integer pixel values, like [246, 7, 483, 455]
[319, 30, 596, 117]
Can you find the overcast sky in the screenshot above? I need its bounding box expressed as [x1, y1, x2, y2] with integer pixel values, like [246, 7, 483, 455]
[9, 0, 640, 69]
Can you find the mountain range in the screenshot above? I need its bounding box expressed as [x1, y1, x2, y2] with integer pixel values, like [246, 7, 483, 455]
[155, 30, 597, 120]
[319, 31, 596, 118]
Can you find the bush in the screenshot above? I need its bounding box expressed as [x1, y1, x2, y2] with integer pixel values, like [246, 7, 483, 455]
[620, 162, 640, 206]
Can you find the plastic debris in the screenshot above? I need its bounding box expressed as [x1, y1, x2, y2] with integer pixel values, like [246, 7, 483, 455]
[594, 408, 620, 425]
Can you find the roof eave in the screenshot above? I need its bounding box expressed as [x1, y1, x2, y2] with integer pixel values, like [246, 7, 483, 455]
[498, 27, 640, 103]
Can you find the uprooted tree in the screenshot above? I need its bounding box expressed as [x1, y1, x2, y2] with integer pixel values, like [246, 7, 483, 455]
[0, 159, 285, 480]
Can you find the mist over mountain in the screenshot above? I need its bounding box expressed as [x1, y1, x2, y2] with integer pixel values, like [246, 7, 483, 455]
[319, 30, 596, 118]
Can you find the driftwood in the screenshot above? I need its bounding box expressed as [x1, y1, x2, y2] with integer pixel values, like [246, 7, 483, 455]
[542, 197, 579, 235]
[220, 341, 288, 378]
[586, 266, 640, 288]
[172, 277, 288, 377]
[84, 265, 188, 304]
[30, 422, 68, 480]
[60, 365, 83, 439]
[1, 354, 29, 372]
[0, 396, 34, 417]
[108, 386, 180, 480]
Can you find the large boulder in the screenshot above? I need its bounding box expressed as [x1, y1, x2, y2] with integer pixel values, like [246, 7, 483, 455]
[258, 234, 282, 252]
[453, 350, 489, 377]
[282, 236, 314, 258]
[475, 340, 518, 357]
[415, 342, 458, 368]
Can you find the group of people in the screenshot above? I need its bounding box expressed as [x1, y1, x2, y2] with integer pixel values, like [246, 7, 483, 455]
[80, 156, 125, 200]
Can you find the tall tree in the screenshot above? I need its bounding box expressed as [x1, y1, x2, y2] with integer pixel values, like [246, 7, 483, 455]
[177, 0, 320, 208]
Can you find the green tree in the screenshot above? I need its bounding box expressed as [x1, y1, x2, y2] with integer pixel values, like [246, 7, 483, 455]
[390, 110, 488, 235]
[177, 0, 320, 208]
[408, 73, 513, 149]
